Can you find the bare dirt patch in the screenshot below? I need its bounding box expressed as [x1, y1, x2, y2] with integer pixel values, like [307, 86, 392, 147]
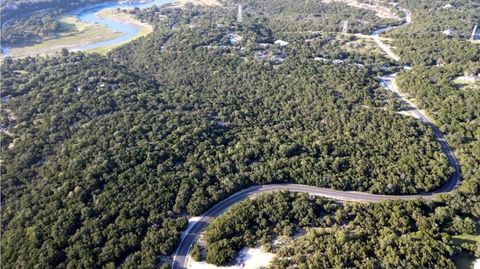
[340, 35, 384, 55]
[4, 16, 120, 58]
[175, 0, 221, 7]
[90, 9, 154, 54]
[96, 9, 153, 34]
[186, 247, 274, 269]
[322, 0, 399, 20]
[453, 76, 480, 91]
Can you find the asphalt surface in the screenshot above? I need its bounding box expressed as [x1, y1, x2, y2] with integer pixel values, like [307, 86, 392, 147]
[172, 79, 461, 269]
[371, 9, 411, 62]
[171, 9, 461, 269]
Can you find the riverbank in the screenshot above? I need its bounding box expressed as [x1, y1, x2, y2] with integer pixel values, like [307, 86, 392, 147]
[89, 9, 154, 54]
[1, 0, 221, 58]
[3, 16, 121, 58]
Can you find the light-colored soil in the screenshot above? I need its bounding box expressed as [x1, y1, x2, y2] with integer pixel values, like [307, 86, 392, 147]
[390, 79, 435, 123]
[372, 34, 400, 61]
[7, 138, 18, 150]
[2, 128, 18, 150]
[340, 35, 384, 55]
[4, 16, 121, 58]
[3, 0, 221, 58]
[90, 9, 154, 54]
[322, 0, 399, 19]
[186, 247, 274, 269]
[453, 76, 480, 90]
[97, 9, 153, 35]
[175, 0, 221, 7]
[58, 16, 88, 32]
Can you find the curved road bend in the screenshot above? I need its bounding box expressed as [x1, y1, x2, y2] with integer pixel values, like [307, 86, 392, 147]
[380, 75, 460, 193]
[172, 7, 461, 269]
[374, 7, 460, 194]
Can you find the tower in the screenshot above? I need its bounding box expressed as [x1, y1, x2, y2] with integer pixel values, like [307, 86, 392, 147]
[237, 5, 243, 23]
[342, 20, 349, 34]
[470, 24, 478, 41]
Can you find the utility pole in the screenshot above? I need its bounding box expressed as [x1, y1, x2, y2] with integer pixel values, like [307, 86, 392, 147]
[470, 23, 478, 41]
[237, 5, 243, 23]
[342, 20, 349, 34]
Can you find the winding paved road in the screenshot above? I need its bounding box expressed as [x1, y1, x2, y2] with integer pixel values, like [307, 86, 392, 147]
[172, 7, 460, 269]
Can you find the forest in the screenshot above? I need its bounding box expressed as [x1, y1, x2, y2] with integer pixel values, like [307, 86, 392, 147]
[1, 0, 111, 23]
[386, 0, 480, 66]
[1, 0, 479, 268]
[197, 0, 480, 267]
[228, 0, 398, 34]
[1, 10, 65, 46]
[0, 0, 116, 46]
[201, 191, 479, 268]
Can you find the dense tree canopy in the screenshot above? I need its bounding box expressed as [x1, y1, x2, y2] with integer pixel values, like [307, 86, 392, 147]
[387, 0, 480, 66]
[1, 0, 112, 24]
[203, 192, 465, 268]
[1, 10, 65, 46]
[1, 0, 479, 268]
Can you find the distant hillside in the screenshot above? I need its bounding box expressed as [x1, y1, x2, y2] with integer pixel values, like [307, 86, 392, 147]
[1, 0, 110, 24]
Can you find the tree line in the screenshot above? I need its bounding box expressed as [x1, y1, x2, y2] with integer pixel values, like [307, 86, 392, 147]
[202, 191, 479, 268]
[1, 1, 478, 268]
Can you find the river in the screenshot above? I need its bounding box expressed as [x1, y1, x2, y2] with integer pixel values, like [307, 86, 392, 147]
[2, 0, 173, 54]
[74, 0, 173, 50]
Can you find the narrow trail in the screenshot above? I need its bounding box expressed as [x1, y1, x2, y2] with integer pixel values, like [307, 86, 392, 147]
[172, 7, 460, 269]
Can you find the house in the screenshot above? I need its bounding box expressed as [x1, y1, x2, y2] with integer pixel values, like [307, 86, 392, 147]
[274, 40, 289, 46]
[442, 29, 453, 36]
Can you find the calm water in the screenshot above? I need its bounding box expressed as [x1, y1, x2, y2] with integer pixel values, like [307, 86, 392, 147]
[75, 0, 173, 50]
[1, 0, 173, 54]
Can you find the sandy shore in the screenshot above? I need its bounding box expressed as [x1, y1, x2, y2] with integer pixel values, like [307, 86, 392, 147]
[2, 0, 221, 58]
[96, 9, 153, 35]
[81, 9, 154, 54]
[3, 18, 120, 58]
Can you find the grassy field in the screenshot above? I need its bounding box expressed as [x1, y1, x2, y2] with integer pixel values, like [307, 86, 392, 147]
[58, 16, 87, 32]
[451, 233, 479, 269]
[452, 233, 480, 246]
[5, 16, 121, 58]
[453, 76, 480, 91]
[322, 0, 399, 20]
[4, 10, 153, 58]
[341, 35, 384, 55]
[3, 0, 224, 58]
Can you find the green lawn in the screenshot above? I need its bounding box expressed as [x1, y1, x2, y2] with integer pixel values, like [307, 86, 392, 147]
[452, 233, 480, 247]
[452, 76, 480, 91]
